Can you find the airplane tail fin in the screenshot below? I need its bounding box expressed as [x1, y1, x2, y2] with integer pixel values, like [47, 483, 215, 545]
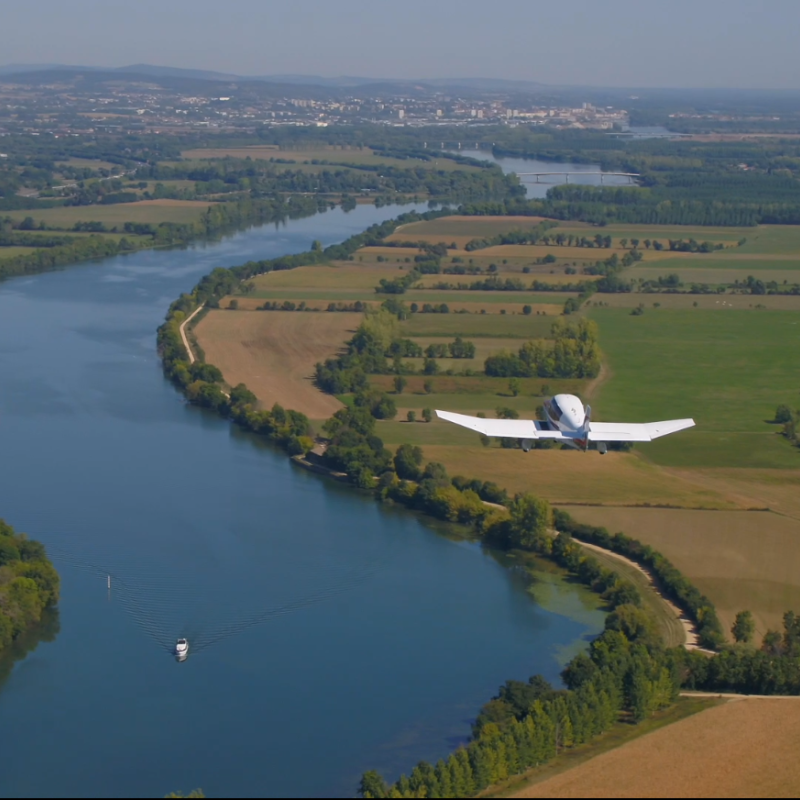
[581, 405, 592, 451]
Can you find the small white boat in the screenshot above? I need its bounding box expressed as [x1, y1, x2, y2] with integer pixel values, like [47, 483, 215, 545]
[175, 638, 189, 660]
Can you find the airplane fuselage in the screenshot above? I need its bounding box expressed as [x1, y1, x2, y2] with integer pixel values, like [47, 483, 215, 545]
[543, 393, 586, 432]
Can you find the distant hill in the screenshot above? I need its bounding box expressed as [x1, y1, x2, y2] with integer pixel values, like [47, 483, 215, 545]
[0, 62, 551, 93]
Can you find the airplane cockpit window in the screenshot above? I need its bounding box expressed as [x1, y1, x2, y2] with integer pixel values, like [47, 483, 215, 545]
[550, 400, 563, 421]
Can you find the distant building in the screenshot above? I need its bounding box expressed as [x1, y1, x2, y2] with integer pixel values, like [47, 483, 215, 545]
[398, 109, 405, 119]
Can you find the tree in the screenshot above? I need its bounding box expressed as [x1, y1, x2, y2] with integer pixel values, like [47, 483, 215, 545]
[407, 410, 416, 423]
[422, 407, 433, 423]
[394, 443, 423, 480]
[394, 375, 407, 394]
[508, 378, 521, 397]
[507, 493, 553, 551]
[522, 305, 532, 315]
[761, 629, 783, 656]
[423, 379, 434, 394]
[358, 771, 387, 799]
[732, 610, 756, 644]
[775, 404, 794, 424]
[423, 358, 439, 375]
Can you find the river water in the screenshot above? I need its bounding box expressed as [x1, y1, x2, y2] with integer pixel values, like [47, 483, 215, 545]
[0, 203, 604, 798]
[455, 149, 634, 197]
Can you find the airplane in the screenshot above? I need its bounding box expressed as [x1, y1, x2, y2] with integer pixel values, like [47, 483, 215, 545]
[436, 393, 694, 455]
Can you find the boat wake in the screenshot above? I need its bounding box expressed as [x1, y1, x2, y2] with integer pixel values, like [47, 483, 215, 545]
[44, 524, 390, 656]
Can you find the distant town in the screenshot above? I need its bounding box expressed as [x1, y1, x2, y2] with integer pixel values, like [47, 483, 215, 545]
[0, 71, 631, 136]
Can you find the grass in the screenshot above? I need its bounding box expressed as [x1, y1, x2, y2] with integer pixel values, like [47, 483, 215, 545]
[586, 293, 800, 310]
[588, 308, 800, 468]
[399, 314, 558, 338]
[249, 264, 402, 293]
[629, 265, 800, 284]
[487, 696, 722, 798]
[180, 146, 481, 171]
[55, 157, 119, 171]
[6, 200, 214, 228]
[0, 246, 38, 258]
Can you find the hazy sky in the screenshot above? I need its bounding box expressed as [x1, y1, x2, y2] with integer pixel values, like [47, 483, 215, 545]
[3, 0, 798, 89]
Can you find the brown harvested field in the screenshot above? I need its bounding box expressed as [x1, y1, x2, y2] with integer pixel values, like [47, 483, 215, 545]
[194, 310, 362, 419]
[412, 445, 738, 510]
[511, 698, 800, 799]
[560, 505, 800, 636]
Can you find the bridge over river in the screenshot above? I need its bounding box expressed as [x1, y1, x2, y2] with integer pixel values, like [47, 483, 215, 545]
[517, 171, 641, 184]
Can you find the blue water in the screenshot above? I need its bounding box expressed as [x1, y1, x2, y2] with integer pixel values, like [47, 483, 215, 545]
[0, 203, 604, 798]
[455, 149, 635, 196]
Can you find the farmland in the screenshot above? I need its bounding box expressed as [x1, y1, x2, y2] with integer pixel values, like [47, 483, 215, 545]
[561, 505, 800, 636]
[587, 308, 800, 469]
[198, 214, 800, 641]
[180, 145, 482, 172]
[510, 698, 800, 799]
[193, 310, 360, 419]
[6, 199, 215, 228]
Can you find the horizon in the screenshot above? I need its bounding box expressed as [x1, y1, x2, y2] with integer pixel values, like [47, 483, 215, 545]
[3, 61, 800, 95]
[1, 0, 798, 91]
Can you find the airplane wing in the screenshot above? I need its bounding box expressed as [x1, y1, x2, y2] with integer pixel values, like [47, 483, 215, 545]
[587, 419, 695, 442]
[436, 410, 695, 443]
[435, 410, 571, 440]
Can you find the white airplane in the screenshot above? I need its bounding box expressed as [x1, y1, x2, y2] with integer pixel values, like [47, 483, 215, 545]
[436, 393, 694, 455]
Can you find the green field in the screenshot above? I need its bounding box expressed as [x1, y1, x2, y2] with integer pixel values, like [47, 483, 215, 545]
[391, 215, 548, 241]
[589, 308, 800, 468]
[180, 146, 481, 172]
[630, 266, 800, 284]
[399, 313, 557, 338]
[0, 246, 38, 258]
[7, 200, 214, 228]
[249, 287, 571, 306]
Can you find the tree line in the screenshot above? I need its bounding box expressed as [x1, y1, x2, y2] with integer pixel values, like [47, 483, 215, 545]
[0, 194, 325, 284]
[0, 519, 60, 653]
[484, 319, 601, 380]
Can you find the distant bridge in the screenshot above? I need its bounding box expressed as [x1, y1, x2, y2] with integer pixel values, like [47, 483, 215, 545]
[517, 171, 641, 184]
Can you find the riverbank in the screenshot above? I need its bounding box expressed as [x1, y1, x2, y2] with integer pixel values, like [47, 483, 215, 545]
[0, 201, 610, 799]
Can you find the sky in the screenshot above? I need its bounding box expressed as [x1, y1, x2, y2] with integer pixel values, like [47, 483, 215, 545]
[2, 0, 799, 90]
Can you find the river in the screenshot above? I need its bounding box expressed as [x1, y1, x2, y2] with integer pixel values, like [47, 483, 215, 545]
[0, 203, 604, 798]
[455, 149, 634, 196]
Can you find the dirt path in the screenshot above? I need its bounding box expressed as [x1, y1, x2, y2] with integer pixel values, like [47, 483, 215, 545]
[583, 361, 612, 405]
[179, 305, 203, 364]
[574, 539, 703, 650]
